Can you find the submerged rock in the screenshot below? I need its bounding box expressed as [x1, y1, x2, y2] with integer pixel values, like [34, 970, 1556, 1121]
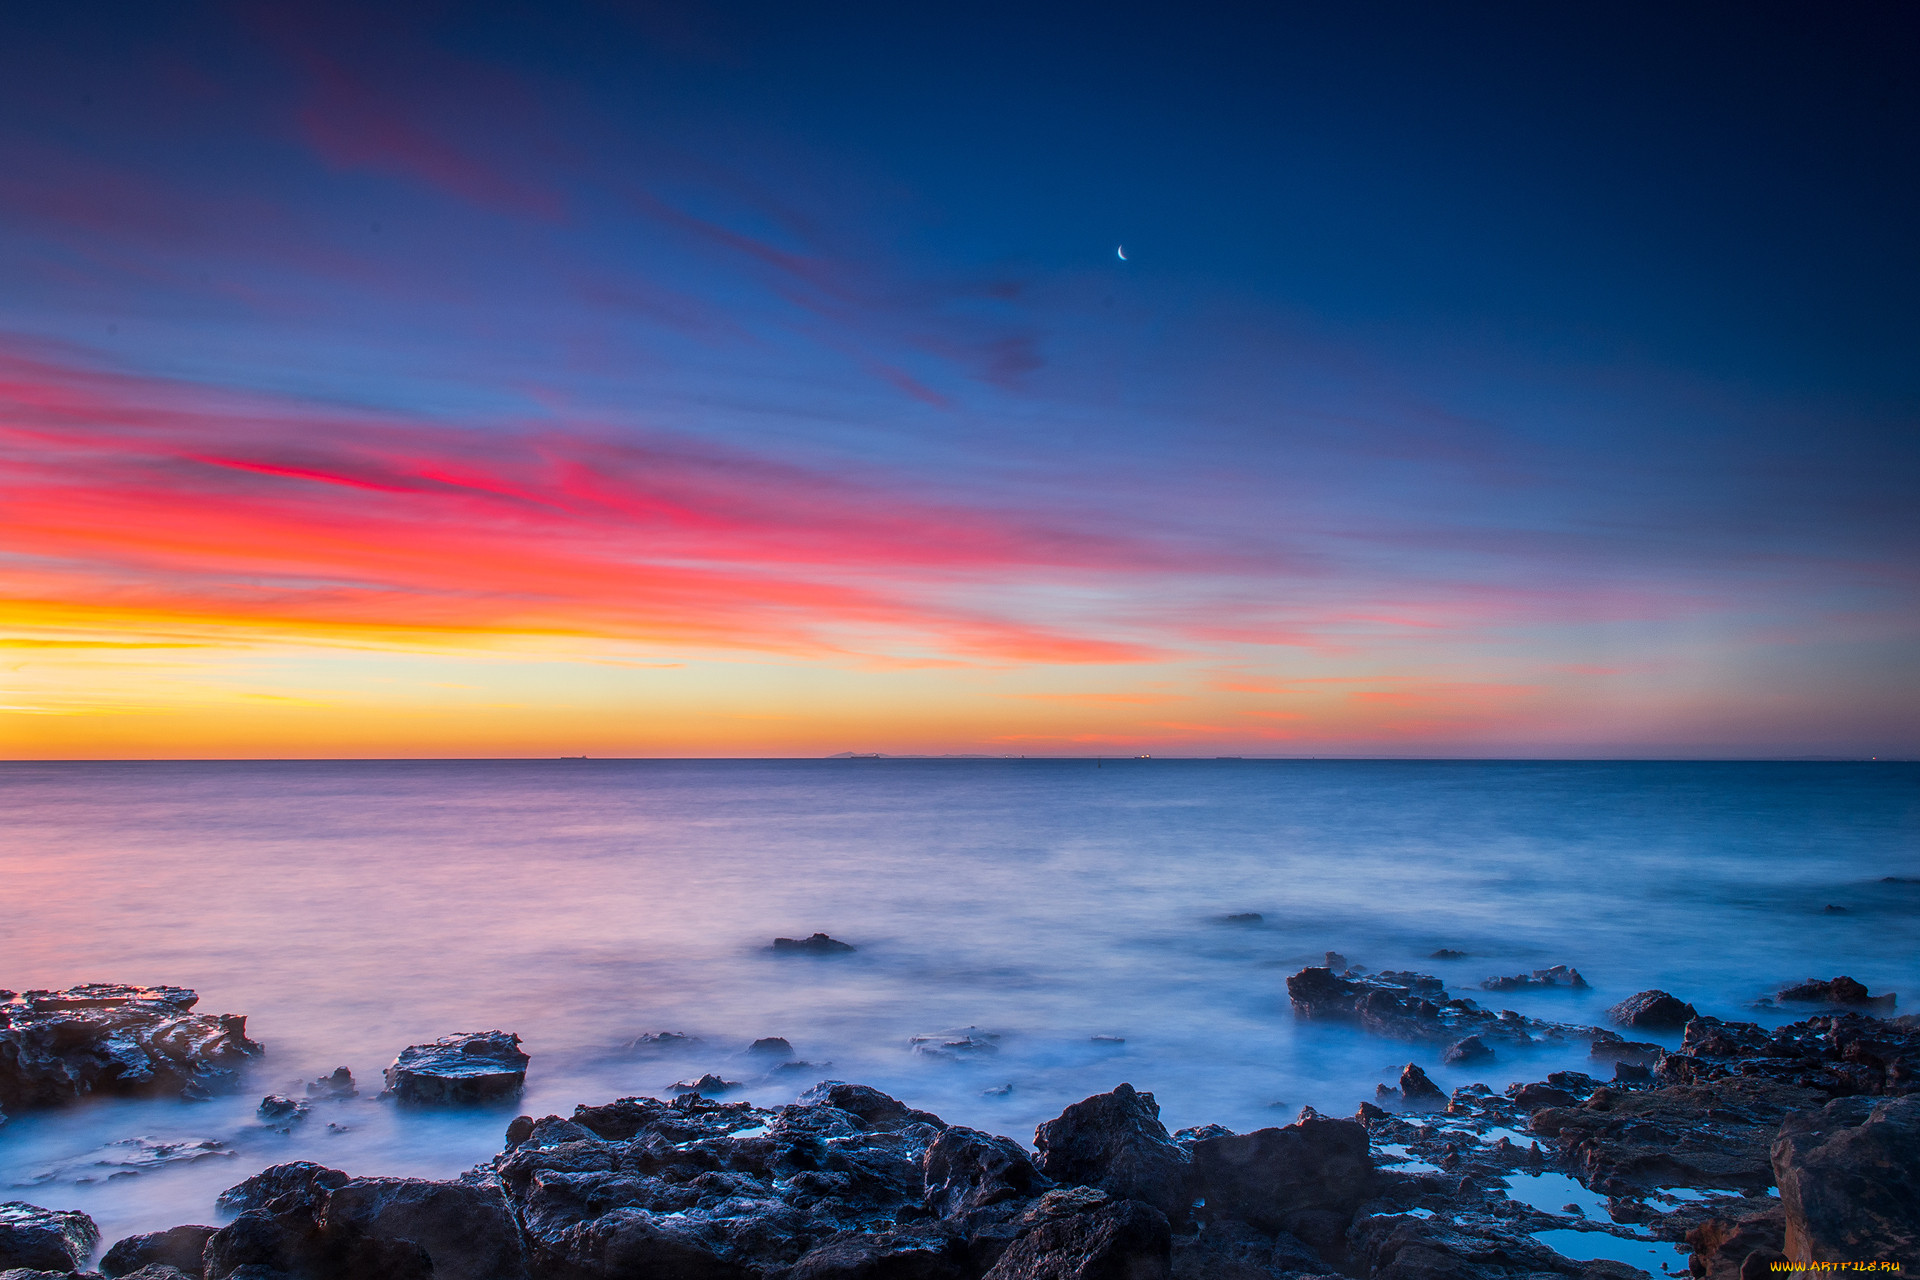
[1775, 976, 1895, 1011]
[771, 933, 856, 954]
[1481, 965, 1589, 992]
[0, 984, 262, 1110]
[384, 1031, 527, 1105]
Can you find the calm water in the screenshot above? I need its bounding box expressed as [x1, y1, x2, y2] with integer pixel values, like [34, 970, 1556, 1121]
[2, 759, 1916, 1249]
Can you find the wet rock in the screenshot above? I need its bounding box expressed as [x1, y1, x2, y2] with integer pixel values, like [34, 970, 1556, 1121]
[1351, 1212, 1646, 1280]
[1396, 1065, 1446, 1109]
[748, 1037, 795, 1057]
[773, 933, 857, 954]
[99, 1225, 216, 1277]
[1188, 1112, 1372, 1259]
[787, 1224, 967, 1280]
[799, 1083, 946, 1131]
[1429, 949, 1468, 960]
[980, 1190, 1170, 1280]
[1032, 1084, 1193, 1222]
[1171, 1125, 1233, 1146]
[1219, 913, 1264, 924]
[1682, 1206, 1784, 1280]
[627, 1031, 699, 1051]
[1587, 1032, 1663, 1067]
[1323, 952, 1350, 971]
[1663, 1011, 1920, 1097]
[1772, 1094, 1920, 1266]
[0, 1204, 99, 1273]
[258, 1095, 308, 1127]
[1284, 966, 1591, 1050]
[1480, 965, 1589, 992]
[671, 1074, 742, 1096]
[384, 1031, 527, 1105]
[1606, 989, 1698, 1030]
[323, 1177, 530, 1280]
[1528, 1077, 1822, 1193]
[1776, 977, 1895, 1011]
[215, 1161, 351, 1214]
[1506, 1082, 1577, 1112]
[1612, 1062, 1652, 1084]
[0, 985, 262, 1110]
[305, 1068, 355, 1099]
[924, 1127, 1049, 1217]
[911, 1030, 1001, 1059]
[1440, 1036, 1493, 1066]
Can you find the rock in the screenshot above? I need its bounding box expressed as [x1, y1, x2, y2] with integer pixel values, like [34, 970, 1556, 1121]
[1587, 1032, 1663, 1067]
[215, 1161, 351, 1214]
[787, 1224, 967, 1280]
[305, 1068, 355, 1099]
[1612, 1061, 1651, 1083]
[748, 1038, 795, 1057]
[980, 1191, 1170, 1280]
[1032, 1084, 1193, 1222]
[1429, 949, 1468, 960]
[1171, 1125, 1233, 1145]
[1772, 1094, 1920, 1266]
[1823, 904, 1848, 913]
[0, 1204, 99, 1273]
[1284, 966, 1592, 1049]
[773, 934, 857, 954]
[1396, 1065, 1446, 1109]
[1218, 913, 1263, 924]
[1187, 1112, 1372, 1259]
[0, 985, 262, 1110]
[670, 1074, 741, 1096]
[1528, 1077, 1822, 1193]
[1606, 989, 1698, 1030]
[798, 1082, 946, 1131]
[258, 1096, 308, 1126]
[99, 1225, 216, 1277]
[1506, 1082, 1577, 1111]
[323, 1177, 530, 1280]
[1323, 952, 1349, 971]
[1479, 965, 1589, 992]
[383, 1031, 527, 1105]
[1440, 1036, 1493, 1066]
[911, 1030, 1001, 1059]
[1682, 1206, 1784, 1280]
[924, 1127, 1049, 1217]
[1776, 977, 1895, 1011]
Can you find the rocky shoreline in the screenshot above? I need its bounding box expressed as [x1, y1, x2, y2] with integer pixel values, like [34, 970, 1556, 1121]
[2, 967, 1915, 1280]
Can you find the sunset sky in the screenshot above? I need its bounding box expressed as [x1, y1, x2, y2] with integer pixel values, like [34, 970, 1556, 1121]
[2, 1, 1916, 758]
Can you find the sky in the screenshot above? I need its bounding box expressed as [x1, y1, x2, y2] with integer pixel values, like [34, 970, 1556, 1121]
[1, 0, 1916, 758]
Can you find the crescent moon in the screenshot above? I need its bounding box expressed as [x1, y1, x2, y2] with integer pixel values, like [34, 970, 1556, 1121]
[1116, 246, 1127, 261]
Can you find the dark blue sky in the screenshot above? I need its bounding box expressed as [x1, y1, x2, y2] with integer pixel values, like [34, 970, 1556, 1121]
[1, 0, 1915, 756]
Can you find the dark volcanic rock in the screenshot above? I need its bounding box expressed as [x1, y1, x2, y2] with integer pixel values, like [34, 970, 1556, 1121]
[306, 1067, 356, 1099]
[216, 1161, 352, 1214]
[979, 1189, 1170, 1280]
[1188, 1112, 1372, 1258]
[1776, 977, 1895, 1011]
[100, 1224, 216, 1277]
[324, 1177, 529, 1280]
[1529, 1078, 1822, 1193]
[1606, 990, 1697, 1030]
[787, 1224, 968, 1280]
[1440, 1036, 1493, 1067]
[0, 1203, 99, 1272]
[0, 984, 261, 1110]
[800, 1082, 947, 1131]
[748, 1037, 795, 1057]
[924, 1127, 1050, 1217]
[1396, 1065, 1446, 1109]
[1351, 1213, 1646, 1280]
[773, 933, 857, 954]
[671, 1074, 743, 1096]
[1032, 1084, 1192, 1223]
[1659, 1011, 1920, 1097]
[1682, 1206, 1784, 1280]
[1284, 966, 1592, 1049]
[384, 1030, 528, 1104]
[1480, 965, 1589, 992]
[1587, 1032, 1662, 1068]
[1507, 1081, 1577, 1111]
[1772, 1094, 1920, 1267]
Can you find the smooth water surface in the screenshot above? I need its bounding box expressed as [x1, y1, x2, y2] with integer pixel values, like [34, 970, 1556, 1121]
[2, 759, 1915, 1246]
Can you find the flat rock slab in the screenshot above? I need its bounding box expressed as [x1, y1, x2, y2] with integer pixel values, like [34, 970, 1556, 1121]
[384, 1031, 528, 1104]
[0, 985, 261, 1110]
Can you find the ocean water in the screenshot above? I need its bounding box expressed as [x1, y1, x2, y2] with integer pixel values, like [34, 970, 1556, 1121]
[2, 759, 1915, 1250]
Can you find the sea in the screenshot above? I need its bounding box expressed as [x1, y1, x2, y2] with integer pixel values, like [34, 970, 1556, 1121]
[2, 759, 1915, 1250]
